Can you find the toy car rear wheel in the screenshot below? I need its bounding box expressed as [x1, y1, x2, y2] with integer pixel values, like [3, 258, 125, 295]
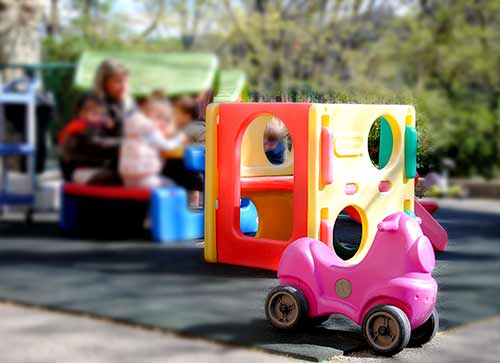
[408, 308, 439, 347]
[362, 305, 411, 356]
[265, 285, 308, 330]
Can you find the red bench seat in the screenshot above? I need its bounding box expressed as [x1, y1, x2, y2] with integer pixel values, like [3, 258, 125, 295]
[63, 183, 151, 201]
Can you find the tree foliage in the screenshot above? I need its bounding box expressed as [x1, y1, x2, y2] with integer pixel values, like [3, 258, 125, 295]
[42, 0, 500, 177]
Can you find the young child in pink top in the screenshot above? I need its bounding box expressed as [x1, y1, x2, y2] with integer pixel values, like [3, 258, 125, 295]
[119, 93, 184, 188]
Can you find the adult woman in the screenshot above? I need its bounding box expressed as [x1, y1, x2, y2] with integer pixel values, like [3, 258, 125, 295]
[59, 59, 135, 184]
[93, 59, 136, 136]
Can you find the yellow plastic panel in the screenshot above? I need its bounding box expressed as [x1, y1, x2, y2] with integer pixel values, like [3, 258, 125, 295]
[307, 104, 416, 265]
[204, 104, 219, 262]
[240, 114, 293, 177]
[334, 132, 364, 157]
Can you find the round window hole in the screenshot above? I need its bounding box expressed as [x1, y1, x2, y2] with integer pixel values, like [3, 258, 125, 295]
[333, 208, 363, 260]
[368, 116, 393, 169]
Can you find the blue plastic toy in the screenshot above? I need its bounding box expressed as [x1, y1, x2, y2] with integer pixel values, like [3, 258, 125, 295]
[151, 187, 258, 243]
[152, 146, 258, 243]
[151, 186, 204, 242]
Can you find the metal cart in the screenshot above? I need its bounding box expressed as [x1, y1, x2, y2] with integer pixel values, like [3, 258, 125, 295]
[0, 78, 40, 222]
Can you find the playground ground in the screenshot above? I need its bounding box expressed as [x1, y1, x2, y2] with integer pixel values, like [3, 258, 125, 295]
[1, 301, 499, 363]
[0, 198, 499, 362]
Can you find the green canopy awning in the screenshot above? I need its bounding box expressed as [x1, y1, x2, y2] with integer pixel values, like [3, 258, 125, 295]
[74, 50, 219, 97]
[214, 70, 248, 103]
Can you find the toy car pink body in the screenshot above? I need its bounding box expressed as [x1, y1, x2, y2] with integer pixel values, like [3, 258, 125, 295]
[277, 212, 437, 329]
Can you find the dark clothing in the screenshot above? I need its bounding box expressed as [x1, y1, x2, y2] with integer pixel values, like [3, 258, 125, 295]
[103, 95, 135, 137]
[162, 158, 203, 191]
[59, 124, 120, 182]
[265, 140, 286, 165]
[57, 94, 134, 184]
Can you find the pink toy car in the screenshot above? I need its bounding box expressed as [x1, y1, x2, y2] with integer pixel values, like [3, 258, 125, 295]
[265, 212, 439, 356]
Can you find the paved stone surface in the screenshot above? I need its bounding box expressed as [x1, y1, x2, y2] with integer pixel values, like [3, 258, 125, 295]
[1, 302, 498, 363]
[0, 302, 303, 363]
[338, 317, 500, 363]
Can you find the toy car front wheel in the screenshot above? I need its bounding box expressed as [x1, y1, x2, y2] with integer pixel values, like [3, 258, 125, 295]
[408, 308, 439, 347]
[362, 305, 411, 356]
[265, 285, 308, 330]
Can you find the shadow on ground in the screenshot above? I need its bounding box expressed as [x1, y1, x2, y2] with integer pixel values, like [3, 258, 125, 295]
[0, 204, 499, 361]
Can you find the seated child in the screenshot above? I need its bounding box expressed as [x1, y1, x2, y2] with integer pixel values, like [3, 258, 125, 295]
[169, 96, 205, 207]
[264, 117, 288, 165]
[58, 94, 120, 183]
[119, 93, 184, 188]
[173, 96, 205, 145]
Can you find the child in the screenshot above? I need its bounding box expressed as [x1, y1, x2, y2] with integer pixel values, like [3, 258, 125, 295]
[170, 96, 205, 207]
[264, 117, 288, 165]
[58, 94, 119, 182]
[119, 93, 184, 188]
[264, 118, 288, 165]
[173, 96, 205, 145]
[58, 94, 110, 145]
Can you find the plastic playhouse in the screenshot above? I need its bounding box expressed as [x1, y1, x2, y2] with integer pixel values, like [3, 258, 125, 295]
[204, 102, 448, 270]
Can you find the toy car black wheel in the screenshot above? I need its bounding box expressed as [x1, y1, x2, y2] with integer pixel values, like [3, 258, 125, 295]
[408, 308, 439, 347]
[362, 304, 411, 356]
[265, 285, 308, 330]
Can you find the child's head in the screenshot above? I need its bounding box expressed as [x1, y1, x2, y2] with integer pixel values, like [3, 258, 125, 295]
[173, 96, 201, 127]
[264, 117, 287, 151]
[76, 94, 107, 123]
[141, 91, 175, 135]
[94, 59, 129, 101]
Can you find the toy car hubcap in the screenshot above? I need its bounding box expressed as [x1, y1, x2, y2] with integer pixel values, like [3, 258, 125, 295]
[366, 312, 400, 350]
[268, 292, 298, 327]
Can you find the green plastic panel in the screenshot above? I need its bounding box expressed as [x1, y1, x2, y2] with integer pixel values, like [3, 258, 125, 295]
[214, 70, 248, 103]
[405, 126, 417, 179]
[378, 117, 393, 168]
[74, 50, 219, 96]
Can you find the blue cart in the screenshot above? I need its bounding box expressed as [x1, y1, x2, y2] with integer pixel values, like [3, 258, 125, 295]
[0, 78, 40, 221]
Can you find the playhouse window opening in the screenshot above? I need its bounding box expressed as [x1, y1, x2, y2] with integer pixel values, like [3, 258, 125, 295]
[333, 207, 364, 261]
[239, 115, 294, 241]
[368, 116, 394, 170]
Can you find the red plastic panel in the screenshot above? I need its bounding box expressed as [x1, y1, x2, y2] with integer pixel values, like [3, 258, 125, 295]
[319, 219, 334, 249]
[420, 200, 439, 214]
[345, 206, 362, 223]
[216, 103, 312, 271]
[240, 176, 294, 192]
[63, 183, 151, 201]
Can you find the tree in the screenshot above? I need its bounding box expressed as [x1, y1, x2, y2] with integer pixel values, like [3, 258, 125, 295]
[0, 0, 44, 79]
[139, 0, 220, 50]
